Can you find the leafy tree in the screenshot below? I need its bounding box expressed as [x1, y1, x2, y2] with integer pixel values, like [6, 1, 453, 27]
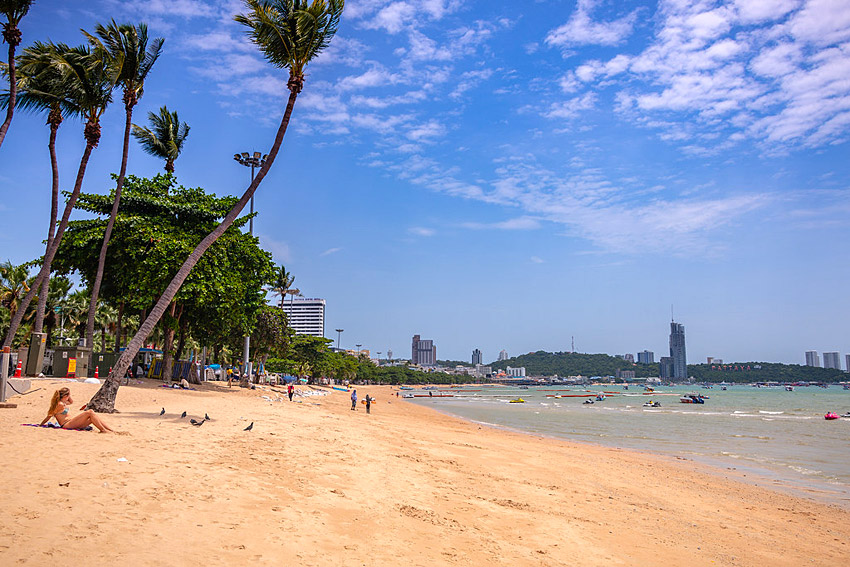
[0, 0, 34, 148]
[131, 105, 189, 173]
[83, 20, 163, 350]
[53, 173, 273, 380]
[89, 0, 345, 412]
[269, 264, 296, 307]
[2, 42, 113, 350]
[251, 305, 291, 369]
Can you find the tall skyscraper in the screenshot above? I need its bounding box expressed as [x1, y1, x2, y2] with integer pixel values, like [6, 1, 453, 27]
[669, 321, 687, 380]
[280, 297, 325, 337]
[411, 334, 436, 366]
[805, 351, 820, 367]
[472, 349, 482, 365]
[637, 350, 655, 364]
[823, 352, 840, 370]
[846, 354, 850, 373]
[498, 349, 508, 361]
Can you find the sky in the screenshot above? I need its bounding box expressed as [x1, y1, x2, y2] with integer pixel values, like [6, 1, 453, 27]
[1, 0, 849, 366]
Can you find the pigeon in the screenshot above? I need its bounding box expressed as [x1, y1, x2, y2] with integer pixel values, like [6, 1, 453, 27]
[190, 418, 204, 426]
[180, 411, 187, 418]
[159, 408, 165, 416]
[243, 422, 254, 431]
[204, 413, 211, 421]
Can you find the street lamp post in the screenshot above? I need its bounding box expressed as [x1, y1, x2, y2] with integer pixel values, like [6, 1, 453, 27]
[233, 151, 268, 380]
[356, 344, 362, 358]
[335, 328, 344, 351]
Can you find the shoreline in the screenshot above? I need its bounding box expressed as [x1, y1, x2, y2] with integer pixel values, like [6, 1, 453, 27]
[2, 379, 849, 566]
[410, 396, 850, 511]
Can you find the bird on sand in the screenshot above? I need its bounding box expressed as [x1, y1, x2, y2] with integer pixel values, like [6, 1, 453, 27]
[159, 408, 165, 416]
[243, 422, 254, 431]
[205, 413, 211, 421]
[190, 418, 204, 426]
[180, 411, 187, 418]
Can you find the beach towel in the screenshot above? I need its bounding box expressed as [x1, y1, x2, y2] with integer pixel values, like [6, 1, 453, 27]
[21, 423, 93, 431]
[159, 384, 197, 390]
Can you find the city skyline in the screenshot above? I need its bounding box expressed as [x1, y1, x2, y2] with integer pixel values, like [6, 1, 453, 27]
[1, 1, 849, 364]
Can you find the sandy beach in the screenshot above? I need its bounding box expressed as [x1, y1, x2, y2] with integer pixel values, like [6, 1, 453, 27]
[1, 379, 848, 566]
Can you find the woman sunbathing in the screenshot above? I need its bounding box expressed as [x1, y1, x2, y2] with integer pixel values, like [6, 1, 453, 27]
[40, 387, 114, 433]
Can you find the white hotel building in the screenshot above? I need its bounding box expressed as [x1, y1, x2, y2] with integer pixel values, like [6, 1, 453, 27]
[281, 298, 326, 337]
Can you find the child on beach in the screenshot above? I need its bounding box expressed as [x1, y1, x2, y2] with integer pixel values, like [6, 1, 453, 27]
[40, 388, 114, 433]
[351, 389, 357, 410]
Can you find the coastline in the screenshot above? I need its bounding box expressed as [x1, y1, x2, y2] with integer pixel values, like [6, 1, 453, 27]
[412, 394, 850, 510]
[2, 380, 848, 566]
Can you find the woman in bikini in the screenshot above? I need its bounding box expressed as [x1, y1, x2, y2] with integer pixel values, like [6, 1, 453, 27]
[40, 387, 114, 433]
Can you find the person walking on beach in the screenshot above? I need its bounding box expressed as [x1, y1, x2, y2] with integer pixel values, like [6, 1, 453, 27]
[365, 394, 373, 414]
[287, 382, 294, 401]
[351, 389, 357, 410]
[227, 367, 234, 388]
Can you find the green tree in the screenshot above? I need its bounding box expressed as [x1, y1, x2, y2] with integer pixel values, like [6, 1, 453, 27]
[131, 105, 189, 173]
[269, 264, 296, 307]
[2, 43, 113, 350]
[88, 0, 345, 412]
[83, 20, 163, 350]
[0, 0, 34, 148]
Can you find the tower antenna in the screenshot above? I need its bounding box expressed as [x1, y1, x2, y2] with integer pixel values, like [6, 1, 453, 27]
[571, 336, 575, 353]
[671, 304, 674, 322]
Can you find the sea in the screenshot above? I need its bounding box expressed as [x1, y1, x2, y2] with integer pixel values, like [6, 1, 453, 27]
[407, 384, 850, 507]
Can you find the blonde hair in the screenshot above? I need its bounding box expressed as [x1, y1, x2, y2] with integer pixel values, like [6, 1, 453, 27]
[48, 387, 70, 416]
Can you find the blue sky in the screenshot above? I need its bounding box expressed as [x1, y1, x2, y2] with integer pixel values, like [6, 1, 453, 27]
[1, 0, 849, 365]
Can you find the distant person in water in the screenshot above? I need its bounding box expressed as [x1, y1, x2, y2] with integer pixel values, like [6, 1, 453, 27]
[40, 388, 114, 432]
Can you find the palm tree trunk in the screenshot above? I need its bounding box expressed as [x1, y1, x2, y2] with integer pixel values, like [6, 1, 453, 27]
[86, 103, 134, 347]
[34, 117, 62, 334]
[0, 40, 17, 149]
[87, 89, 301, 412]
[114, 300, 124, 352]
[161, 301, 178, 382]
[2, 133, 98, 349]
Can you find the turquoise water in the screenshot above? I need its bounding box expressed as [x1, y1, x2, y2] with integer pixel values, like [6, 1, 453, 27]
[409, 385, 850, 506]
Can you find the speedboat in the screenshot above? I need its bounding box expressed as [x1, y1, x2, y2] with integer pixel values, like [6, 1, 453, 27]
[680, 393, 705, 404]
[785, 386, 794, 391]
[643, 401, 661, 408]
[509, 398, 525, 403]
[595, 393, 605, 401]
[824, 412, 840, 420]
[841, 412, 850, 418]
[583, 399, 595, 404]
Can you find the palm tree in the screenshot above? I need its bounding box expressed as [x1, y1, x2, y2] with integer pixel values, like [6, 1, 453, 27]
[0, 260, 30, 320]
[0, 0, 33, 149]
[1, 43, 113, 350]
[87, 0, 345, 412]
[131, 105, 189, 173]
[83, 21, 163, 350]
[2, 41, 82, 334]
[269, 265, 295, 307]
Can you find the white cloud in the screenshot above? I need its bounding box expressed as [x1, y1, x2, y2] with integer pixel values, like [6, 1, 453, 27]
[545, 93, 597, 119]
[320, 247, 342, 256]
[462, 217, 543, 230]
[530, 256, 545, 263]
[546, 0, 638, 48]
[408, 226, 435, 236]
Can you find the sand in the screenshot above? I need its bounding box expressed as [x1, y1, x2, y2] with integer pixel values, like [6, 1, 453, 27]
[1, 379, 848, 566]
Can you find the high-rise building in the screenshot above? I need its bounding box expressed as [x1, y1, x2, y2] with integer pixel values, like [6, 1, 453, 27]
[411, 335, 436, 366]
[805, 351, 820, 367]
[823, 352, 840, 370]
[659, 356, 674, 380]
[472, 349, 482, 365]
[498, 349, 508, 361]
[637, 350, 655, 364]
[280, 297, 325, 337]
[387, 349, 393, 361]
[669, 322, 687, 380]
[846, 354, 850, 373]
[617, 354, 635, 363]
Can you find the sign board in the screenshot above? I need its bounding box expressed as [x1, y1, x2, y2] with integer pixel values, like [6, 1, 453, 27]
[67, 358, 77, 377]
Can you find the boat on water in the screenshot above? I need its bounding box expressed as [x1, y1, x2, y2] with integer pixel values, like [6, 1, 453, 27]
[824, 412, 840, 420]
[583, 399, 594, 404]
[595, 392, 606, 401]
[680, 393, 706, 404]
[643, 401, 661, 408]
[785, 385, 794, 391]
[509, 398, 526, 403]
[841, 412, 850, 418]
